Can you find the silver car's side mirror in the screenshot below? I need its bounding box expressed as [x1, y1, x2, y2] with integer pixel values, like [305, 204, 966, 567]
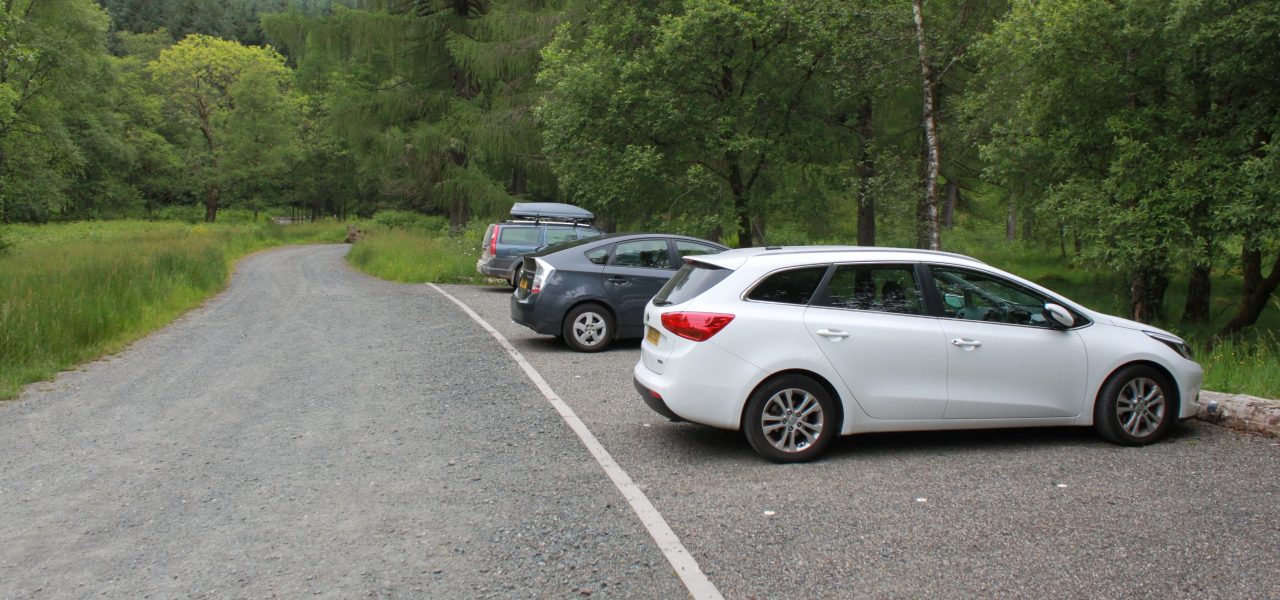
[1043, 303, 1074, 329]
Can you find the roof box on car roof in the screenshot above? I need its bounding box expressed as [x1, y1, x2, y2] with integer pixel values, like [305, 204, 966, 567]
[510, 202, 594, 224]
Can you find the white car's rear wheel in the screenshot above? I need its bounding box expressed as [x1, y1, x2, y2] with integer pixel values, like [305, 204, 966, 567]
[743, 374, 837, 463]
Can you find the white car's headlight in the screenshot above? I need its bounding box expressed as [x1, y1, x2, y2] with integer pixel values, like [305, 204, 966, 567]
[1144, 330, 1194, 360]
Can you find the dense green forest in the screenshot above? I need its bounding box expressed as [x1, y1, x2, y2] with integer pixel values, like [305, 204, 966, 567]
[0, 0, 1277, 337]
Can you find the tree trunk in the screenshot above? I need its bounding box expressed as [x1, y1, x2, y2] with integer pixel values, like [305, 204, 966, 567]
[1006, 199, 1016, 241]
[509, 166, 527, 196]
[729, 160, 751, 248]
[449, 198, 465, 232]
[1182, 200, 1213, 324]
[1129, 267, 1169, 324]
[204, 185, 219, 223]
[943, 180, 957, 229]
[1021, 206, 1034, 240]
[854, 98, 876, 246]
[912, 0, 942, 251]
[752, 214, 767, 247]
[1182, 264, 1212, 325]
[1218, 248, 1280, 337]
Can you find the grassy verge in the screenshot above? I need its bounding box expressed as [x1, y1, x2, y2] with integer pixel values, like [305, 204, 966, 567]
[345, 224, 492, 284]
[1196, 332, 1280, 398]
[0, 220, 346, 400]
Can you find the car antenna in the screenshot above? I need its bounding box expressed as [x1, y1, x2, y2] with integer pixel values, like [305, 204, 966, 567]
[754, 219, 779, 250]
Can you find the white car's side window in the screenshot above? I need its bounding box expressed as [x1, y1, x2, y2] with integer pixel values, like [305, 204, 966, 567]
[932, 267, 1054, 328]
[816, 264, 925, 315]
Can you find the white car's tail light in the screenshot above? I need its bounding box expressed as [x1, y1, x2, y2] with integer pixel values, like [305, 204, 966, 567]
[660, 312, 735, 342]
[530, 257, 554, 294]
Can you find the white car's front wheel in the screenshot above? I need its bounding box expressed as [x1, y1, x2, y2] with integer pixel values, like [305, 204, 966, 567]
[1094, 365, 1175, 445]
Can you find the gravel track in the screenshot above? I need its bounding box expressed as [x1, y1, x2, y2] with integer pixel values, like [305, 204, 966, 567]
[0, 245, 683, 599]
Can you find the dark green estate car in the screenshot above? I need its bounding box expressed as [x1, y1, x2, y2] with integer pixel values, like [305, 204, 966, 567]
[476, 203, 600, 287]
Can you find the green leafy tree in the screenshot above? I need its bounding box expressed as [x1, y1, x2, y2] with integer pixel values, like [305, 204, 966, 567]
[965, 0, 1280, 330]
[539, 0, 870, 247]
[264, 0, 566, 228]
[148, 34, 298, 222]
[0, 0, 112, 222]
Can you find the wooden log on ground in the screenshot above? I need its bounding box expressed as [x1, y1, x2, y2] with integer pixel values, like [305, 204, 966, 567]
[1196, 391, 1280, 438]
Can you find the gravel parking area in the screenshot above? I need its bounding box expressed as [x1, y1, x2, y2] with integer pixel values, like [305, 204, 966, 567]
[442, 282, 1280, 599]
[1, 245, 1275, 599]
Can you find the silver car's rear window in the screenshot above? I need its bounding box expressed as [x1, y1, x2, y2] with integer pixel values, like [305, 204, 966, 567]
[654, 262, 732, 306]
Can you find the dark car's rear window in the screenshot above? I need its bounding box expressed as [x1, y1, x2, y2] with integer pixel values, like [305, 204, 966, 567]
[654, 262, 732, 306]
[499, 227, 540, 245]
[543, 227, 580, 245]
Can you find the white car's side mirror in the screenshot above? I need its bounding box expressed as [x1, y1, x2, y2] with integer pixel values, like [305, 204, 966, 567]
[1043, 303, 1074, 329]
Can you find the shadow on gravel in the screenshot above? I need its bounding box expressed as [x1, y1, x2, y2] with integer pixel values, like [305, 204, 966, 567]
[643, 420, 1204, 466]
[823, 420, 1204, 462]
[512, 335, 643, 354]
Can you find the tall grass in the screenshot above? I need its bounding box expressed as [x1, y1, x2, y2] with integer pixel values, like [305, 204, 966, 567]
[0, 220, 346, 399]
[1197, 332, 1280, 398]
[346, 225, 490, 284]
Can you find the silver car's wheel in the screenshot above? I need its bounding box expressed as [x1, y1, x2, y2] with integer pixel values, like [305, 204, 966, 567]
[743, 374, 837, 463]
[562, 303, 613, 352]
[1094, 365, 1175, 446]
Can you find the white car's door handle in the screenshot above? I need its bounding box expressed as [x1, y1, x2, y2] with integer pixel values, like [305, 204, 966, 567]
[951, 338, 982, 349]
[816, 329, 851, 339]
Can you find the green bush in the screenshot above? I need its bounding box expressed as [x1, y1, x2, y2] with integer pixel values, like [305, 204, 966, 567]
[372, 210, 447, 231]
[152, 203, 205, 223]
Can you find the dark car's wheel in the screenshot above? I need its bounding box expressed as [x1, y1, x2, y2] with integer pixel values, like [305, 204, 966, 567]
[743, 374, 837, 463]
[508, 266, 523, 289]
[1094, 365, 1176, 446]
[563, 303, 613, 352]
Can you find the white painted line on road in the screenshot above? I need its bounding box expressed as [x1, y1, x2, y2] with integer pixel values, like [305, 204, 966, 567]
[428, 284, 724, 600]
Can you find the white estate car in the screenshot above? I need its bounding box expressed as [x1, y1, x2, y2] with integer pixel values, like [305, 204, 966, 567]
[633, 247, 1204, 463]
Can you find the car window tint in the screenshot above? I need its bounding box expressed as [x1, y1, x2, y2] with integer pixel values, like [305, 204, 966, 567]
[655, 263, 732, 306]
[585, 246, 610, 265]
[544, 228, 578, 245]
[746, 266, 828, 305]
[675, 241, 722, 258]
[818, 264, 924, 315]
[932, 267, 1054, 327]
[498, 227, 539, 245]
[611, 239, 671, 269]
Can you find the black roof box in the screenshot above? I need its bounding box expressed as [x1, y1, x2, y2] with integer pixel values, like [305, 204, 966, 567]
[509, 202, 594, 223]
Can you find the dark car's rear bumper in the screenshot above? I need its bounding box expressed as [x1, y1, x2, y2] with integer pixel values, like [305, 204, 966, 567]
[477, 256, 519, 278]
[510, 292, 561, 335]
